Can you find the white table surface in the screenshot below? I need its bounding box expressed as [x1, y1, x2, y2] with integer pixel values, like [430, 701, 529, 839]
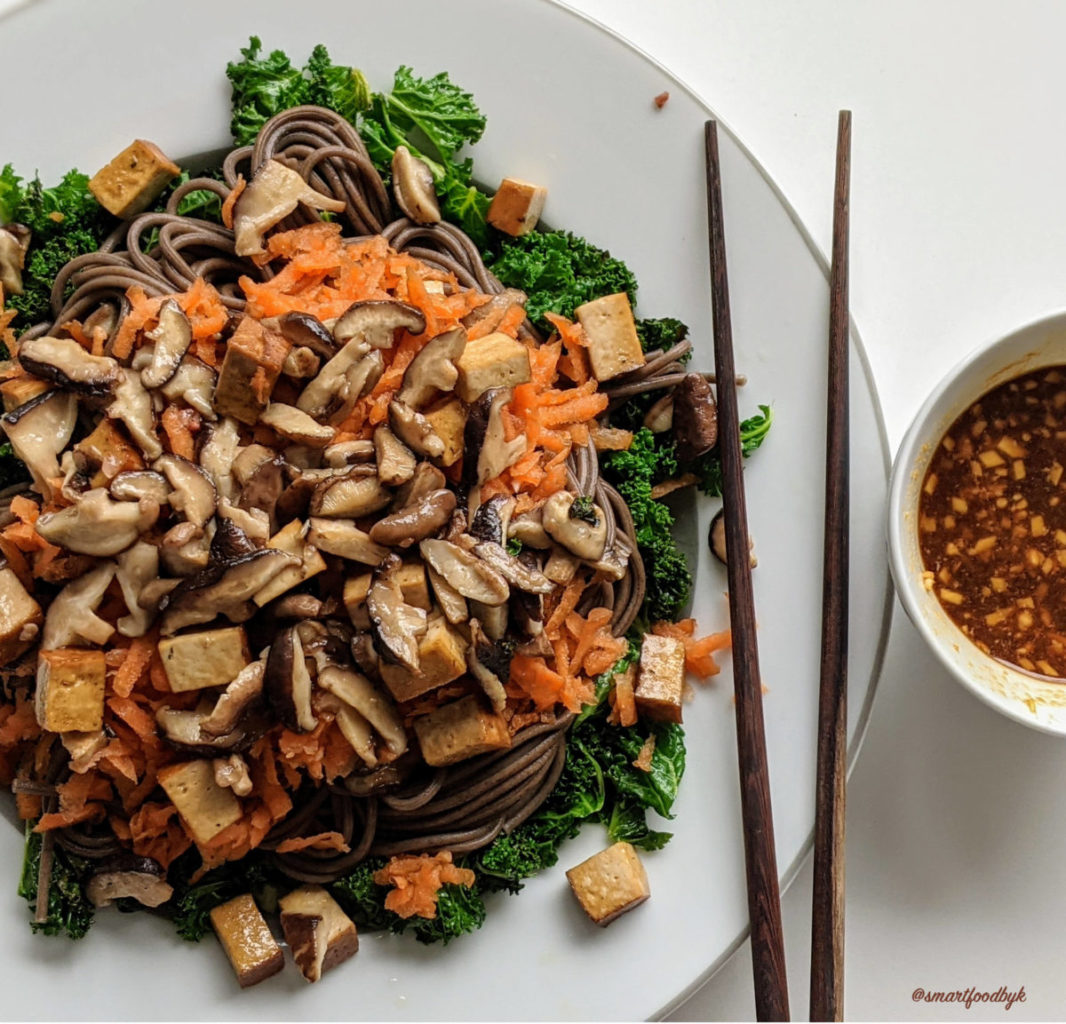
[3, 0, 1064, 1019]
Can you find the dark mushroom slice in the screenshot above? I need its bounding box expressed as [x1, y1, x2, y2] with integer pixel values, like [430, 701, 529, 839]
[391, 145, 442, 225]
[1, 390, 77, 499]
[708, 508, 757, 568]
[109, 470, 170, 505]
[211, 515, 259, 562]
[296, 340, 382, 424]
[388, 400, 445, 459]
[160, 357, 217, 420]
[199, 660, 267, 737]
[343, 759, 414, 796]
[643, 393, 674, 433]
[141, 299, 193, 389]
[156, 704, 248, 754]
[332, 299, 426, 350]
[372, 426, 416, 486]
[238, 454, 285, 524]
[0, 223, 31, 296]
[17, 336, 119, 399]
[278, 311, 338, 360]
[396, 327, 465, 409]
[512, 551, 545, 636]
[369, 488, 456, 548]
[160, 522, 212, 577]
[349, 631, 380, 678]
[466, 619, 512, 711]
[108, 369, 162, 460]
[159, 548, 297, 634]
[391, 461, 445, 511]
[463, 387, 525, 490]
[367, 554, 427, 671]
[154, 454, 217, 527]
[259, 403, 336, 447]
[541, 490, 608, 562]
[282, 346, 321, 380]
[673, 372, 719, 461]
[269, 593, 324, 621]
[461, 289, 528, 333]
[115, 541, 159, 637]
[233, 158, 347, 257]
[264, 625, 316, 732]
[310, 470, 391, 519]
[473, 540, 554, 594]
[35, 487, 159, 557]
[469, 495, 514, 546]
[85, 855, 173, 909]
[469, 598, 508, 640]
[419, 538, 509, 605]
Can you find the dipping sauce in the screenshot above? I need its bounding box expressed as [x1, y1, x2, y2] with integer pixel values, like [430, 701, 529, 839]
[919, 366, 1066, 678]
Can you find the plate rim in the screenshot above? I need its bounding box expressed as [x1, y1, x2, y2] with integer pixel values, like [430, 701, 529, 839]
[0, 0, 895, 1017]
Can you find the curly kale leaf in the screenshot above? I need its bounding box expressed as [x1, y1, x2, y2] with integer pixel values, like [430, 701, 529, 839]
[306, 44, 372, 125]
[488, 230, 637, 335]
[635, 317, 690, 356]
[227, 37, 313, 146]
[691, 404, 774, 496]
[167, 853, 281, 942]
[18, 824, 94, 940]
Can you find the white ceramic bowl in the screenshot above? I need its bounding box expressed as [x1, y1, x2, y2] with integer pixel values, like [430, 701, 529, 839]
[889, 310, 1066, 734]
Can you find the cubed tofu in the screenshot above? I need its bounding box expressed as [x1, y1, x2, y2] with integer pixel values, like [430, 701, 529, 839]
[74, 417, 144, 486]
[0, 373, 50, 412]
[88, 139, 180, 219]
[635, 634, 686, 724]
[574, 292, 646, 382]
[253, 519, 327, 606]
[0, 567, 42, 665]
[35, 649, 106, 733]
[210, 893, 284, 988]
[158, 627, 250, 693]
[455, 332, 531, 403]
[543, 548, 580, 585]
[413, 694, 512, 766]
[380, 614, 468, 703]
[212, 316, 290, 425]
[566, 841, 651, 926]
[487, 177, 548, 237]
[279, 885, 359, 983]
[159, 759, 244, 844]
[344, 563, 430, 630]
[422, 397, 467, 467]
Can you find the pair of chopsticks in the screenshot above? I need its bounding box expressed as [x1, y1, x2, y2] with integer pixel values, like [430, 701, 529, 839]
[703, 111, 851, 1023]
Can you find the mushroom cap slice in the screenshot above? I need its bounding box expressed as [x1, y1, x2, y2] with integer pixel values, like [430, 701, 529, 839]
[42, 561, 117, 649]
[85, 855, 173, 909]
[469, 495, 514, 546]
[154, 454, 217, 528]
[372, 426, 416, 487]
[310, 471, 391, 519]
[391, 146, 442, 225]
[396, 327, 466, 410]
[115, 541, 160, 637]
[109, 470, 170, 505]
[108, 369, 162, 460]
[259, 403, 336, 447]
[17, 336, 119, 398]
[391, 461, 446, 511]
[160, 357, 218, 421]
[308, 517, 388, 566]
[141, 299, 193, 389]
[541, 490, 608, 562]
[473, 540, 555, 594]
[278, 311, 338, 360]
[367, 555, 427, 671]
[155, 704, 249, 754]
[36, 488, 159, 557]
[200, 660, 266, 737]
[419, 538, 509, 606]
[426, 565, 468, 625]
[1, 390, 77, 500]
[264, 626, 317, 733]
[318, 664, 407, 756]
[233, 159, 346, 257]
[369, 488, 456, 548]
[467, 618, 511, 712]
[388, 400, 444, 459]
[464, 387, 526, 489]
[332, 299, 426, 350]
[673, 372, 718, 461]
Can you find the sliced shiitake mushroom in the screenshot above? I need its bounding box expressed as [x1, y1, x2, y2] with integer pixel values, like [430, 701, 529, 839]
[369, 488, 456, 548]
[709, 508, 757, 568]
[0, 223, 31, 296]
[200, 660, 266, 737]
[310, 470, 391, 519]
[332, 299, 426, 349]
[396, 327, 465, 409]
[473, 540, 554, 594]
[425, 564, 468, 625]
[85, 855, 173, 909]
[260, 403, 336, 447]
[372, 426, 416, 487]
[317, 664, 407, 756]
[42, 561, 116, 649]
[308, 517, 388, 565]
[388, 400, 444, 459]
[466, 618, 511, 712]
[278, 311, 338, 360]
[211, 515, 259, 562]
[264, 625, 316, 733]
[109, 470, 170, 505]
[156, 704, 248, 753]
[108, 369, 162, 460]
[1, 390, 77, 499]
[141, 299, 193, 389]
[115, 541, 159, 638]
[366, 555, 426, 671]
[154, 454, 217, 528]
[463, 387, 525, 489]
[391, 461, 445, 511]
[35, 488, 159, 557]
[419, 538, 509, 605]
[159, 522, 212, 577]
[391, 145, 442, 225]
[541, 490, 607, 562]
[324, 440, 375, 468]
[282, 346, 321, 380]
[508, 507, 552, 549]
[17, 336, 119, 398]
[296, 339, 382, 424]
[160, 357, 217, 421]
[673, 372, 718, 461]
[469, 495, 514, 546]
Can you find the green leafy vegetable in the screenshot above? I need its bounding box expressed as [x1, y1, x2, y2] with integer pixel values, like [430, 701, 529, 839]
[568, 494, 599, 526]
[306, 45, 372, 125]
[168, 852, 280, 941]
[0, 442, 28, 490]
[506, 537, 523, 557]
[488, 230, 637, 335]
[690, 405, 773, 496]
[18, 824, 94, 940]
[227, 37, 313, 146]
[635, 317, 689, 355]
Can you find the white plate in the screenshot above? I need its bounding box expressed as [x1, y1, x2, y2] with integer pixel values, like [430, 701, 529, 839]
[0, 0, 891, 1019]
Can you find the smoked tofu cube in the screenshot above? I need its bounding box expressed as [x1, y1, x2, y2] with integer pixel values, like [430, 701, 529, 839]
[487, 177, 548, 237]
[634, 634, 686, 724]
[0, 567, 42, 665]
[413, 694, 511, 766]
[159, 759, 243, 844]
[210, 893, 284, 988]
[212, 316, 290, 425]
[344, 563, 430, 629]
[421, 397, 467, 467]
[158, 627, 250, 693]
[0, 374, 50, 412]
[74, 417, 144, 485]
[253, 519, 327, 607]
[88, 139, 180, 219]
[455, 332, 531, 403]
[279, 885, 359, 983]
[380, 614, 467, 703]
[574, 292, 646, 382]
[566, 841, 650, 926]
[35, 649, 106, 733]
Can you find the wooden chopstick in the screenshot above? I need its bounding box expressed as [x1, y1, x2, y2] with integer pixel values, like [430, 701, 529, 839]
[809, 109, 852, 1024]
[704, 120, 790, 1024]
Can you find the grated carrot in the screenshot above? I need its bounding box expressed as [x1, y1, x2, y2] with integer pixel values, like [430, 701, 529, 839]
[373, 851, 476, 920]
